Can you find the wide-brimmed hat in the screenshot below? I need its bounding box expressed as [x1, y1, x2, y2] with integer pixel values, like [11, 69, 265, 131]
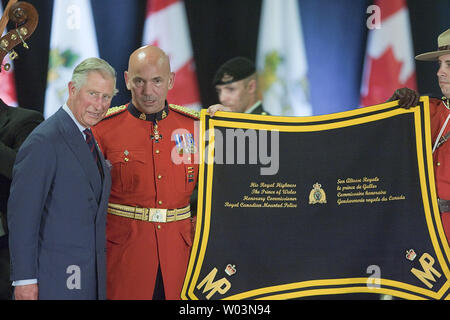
[416, 29, 450, 61]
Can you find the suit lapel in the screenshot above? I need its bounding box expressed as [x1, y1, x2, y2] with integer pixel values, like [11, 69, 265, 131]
[96, 140, 110, 199]
[96, 145, 111, 223]
[55, 108, 102, 200]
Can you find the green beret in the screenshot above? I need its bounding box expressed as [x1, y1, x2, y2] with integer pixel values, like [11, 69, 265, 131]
[213, 57, 256, 86]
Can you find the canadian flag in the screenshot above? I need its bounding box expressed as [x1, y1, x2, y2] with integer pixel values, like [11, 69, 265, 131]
[0, 2, 18, 106]
[142, 0, 201, 109]
[360, 0, 417, 107]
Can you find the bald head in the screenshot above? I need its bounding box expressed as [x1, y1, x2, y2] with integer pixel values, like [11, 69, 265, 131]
[128, 45, 171, 74]
[125, 45, 175, 114]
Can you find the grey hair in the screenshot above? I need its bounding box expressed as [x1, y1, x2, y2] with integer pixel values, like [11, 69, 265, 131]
[71, 57, 119, 96]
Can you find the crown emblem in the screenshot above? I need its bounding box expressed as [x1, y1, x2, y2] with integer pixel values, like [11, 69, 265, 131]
[406, 249, 417, 261]
[221, 73, 234, 83]
[225, 264, 236, 276]
[309, 182, 327, 204]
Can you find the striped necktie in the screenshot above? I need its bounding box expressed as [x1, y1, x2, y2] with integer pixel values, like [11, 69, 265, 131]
[83, 128, 104, 181]
[83, 128, 98, 162]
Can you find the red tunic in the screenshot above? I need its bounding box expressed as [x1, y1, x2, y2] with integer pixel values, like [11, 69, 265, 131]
[92, 102, 199, 299]
[430, 97, 450, 243]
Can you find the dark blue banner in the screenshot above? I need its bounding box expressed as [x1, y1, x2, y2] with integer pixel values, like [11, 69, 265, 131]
[182, 97, 450, 300]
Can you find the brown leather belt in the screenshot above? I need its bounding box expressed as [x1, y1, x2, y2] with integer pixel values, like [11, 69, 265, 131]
[438, 199, 450, 213]
[107, 203, 190, 223]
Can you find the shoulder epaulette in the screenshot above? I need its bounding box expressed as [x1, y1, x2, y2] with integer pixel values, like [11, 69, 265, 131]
[169, 104, 200, 119]
[104, 105, 128, 119]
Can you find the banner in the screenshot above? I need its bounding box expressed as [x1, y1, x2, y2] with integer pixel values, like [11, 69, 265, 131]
[256, 0, 311, 116]
[142, 0, 201, 109]
[44, 0, 99, 118]
[182, 97, 450, 300]
[0, 2, 18, 106]
[360, 0, 417, 107]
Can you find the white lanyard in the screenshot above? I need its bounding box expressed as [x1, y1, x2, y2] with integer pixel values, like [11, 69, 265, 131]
[433, 114, 450, 153]
[433, 98, 450, 153]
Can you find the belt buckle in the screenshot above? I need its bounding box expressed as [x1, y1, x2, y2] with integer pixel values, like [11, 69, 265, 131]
[149, 208, 167, 223]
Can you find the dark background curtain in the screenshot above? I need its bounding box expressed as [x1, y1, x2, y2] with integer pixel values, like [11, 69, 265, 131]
[2, 0, 449, 115]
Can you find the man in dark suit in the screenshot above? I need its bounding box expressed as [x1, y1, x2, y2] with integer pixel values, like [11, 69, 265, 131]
[0, 100, 43, 300]
[212, 57, 269, 115]
[7, 57, 116, 300]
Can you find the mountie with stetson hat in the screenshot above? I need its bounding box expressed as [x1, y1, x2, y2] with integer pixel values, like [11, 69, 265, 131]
[415, 29, 450, 61]
[410, 28, 450, 246]
[414, 28, 450, 111]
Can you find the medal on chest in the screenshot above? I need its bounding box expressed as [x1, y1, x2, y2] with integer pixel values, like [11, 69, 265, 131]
[151, 121, 162, 142]
[174, 133, 196, 154]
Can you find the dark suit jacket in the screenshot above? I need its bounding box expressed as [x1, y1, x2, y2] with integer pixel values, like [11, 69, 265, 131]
[8, 107, 111, 300]
[0, 100, 43, 226]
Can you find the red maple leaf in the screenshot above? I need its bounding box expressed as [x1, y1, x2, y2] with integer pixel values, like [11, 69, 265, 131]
[361, 47, 416, 107]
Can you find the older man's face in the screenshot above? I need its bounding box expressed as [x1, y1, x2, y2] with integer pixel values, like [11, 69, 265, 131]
[125, 51, 174, 115]
[438, 54, 450, 99]
[68, 71, 115, 128]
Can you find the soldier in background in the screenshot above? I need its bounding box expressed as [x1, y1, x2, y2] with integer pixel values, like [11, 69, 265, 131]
[211, 57, 269, 115]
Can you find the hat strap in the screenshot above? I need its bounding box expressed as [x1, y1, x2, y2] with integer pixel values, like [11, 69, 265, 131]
[439, 45, 450, 51]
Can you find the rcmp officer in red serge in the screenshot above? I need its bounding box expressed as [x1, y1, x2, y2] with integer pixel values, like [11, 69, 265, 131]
[387, 29, 450, 244]
[92, 45, 199, 300]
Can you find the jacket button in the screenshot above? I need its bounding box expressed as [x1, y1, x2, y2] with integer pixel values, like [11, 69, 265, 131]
[155, 149, 160, 154]
[437, 162, 441, 166]
[158, 200, 163, 205]
[157, 174, 162, 179]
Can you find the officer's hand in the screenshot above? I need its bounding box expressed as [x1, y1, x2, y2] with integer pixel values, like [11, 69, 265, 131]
[387, 87, 420, 109]
[207, 104, 232, 117]
[14, 284, 38, 300]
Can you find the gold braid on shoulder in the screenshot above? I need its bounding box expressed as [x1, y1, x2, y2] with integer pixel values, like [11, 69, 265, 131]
[169, 104, 200, 119]
[104, 105, 128, 119]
